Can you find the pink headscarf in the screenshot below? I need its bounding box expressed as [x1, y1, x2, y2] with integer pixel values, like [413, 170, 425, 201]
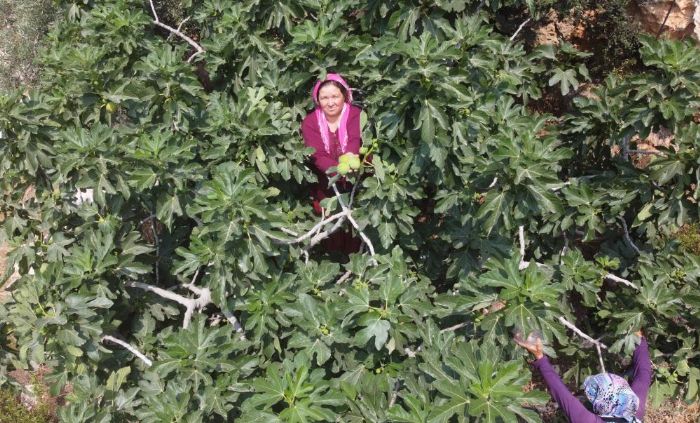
[312, 73, 353, 154]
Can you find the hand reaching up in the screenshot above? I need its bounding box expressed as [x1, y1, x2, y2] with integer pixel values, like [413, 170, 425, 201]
[514, 331, 545, 360]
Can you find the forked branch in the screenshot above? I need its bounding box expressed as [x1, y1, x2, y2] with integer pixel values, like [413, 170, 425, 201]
[332, 183, 376, 262]
[558, 316, 607, 373]
[148, 0, 204, 62]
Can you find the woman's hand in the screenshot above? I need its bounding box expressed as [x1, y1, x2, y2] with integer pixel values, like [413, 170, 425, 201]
[514, 333, 545, 360]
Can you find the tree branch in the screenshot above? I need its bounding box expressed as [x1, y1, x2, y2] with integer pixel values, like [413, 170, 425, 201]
[261, 211, 350, 245]
[332, 183, 377, 261]
[127, 280, 210, 329]
[102, 335, 153, 367]
[604, 273, 639, 290]
[148, 0, 204, 61]
[618, 217, 641, 255]
[517, 226, 546, 270]
[510, 18, 531, 41]
[440, 322, 468, 333]
[558, 316, 608, 350]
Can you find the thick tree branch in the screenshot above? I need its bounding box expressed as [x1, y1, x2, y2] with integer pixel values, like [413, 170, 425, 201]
[102, 335, 153, 367]
[148, 0, 204, 62]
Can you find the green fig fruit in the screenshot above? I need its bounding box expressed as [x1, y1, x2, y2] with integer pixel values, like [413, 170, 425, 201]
[348, 156, 361, 170]
[337, 162, 350, 174]
[359, 146, 368, 155]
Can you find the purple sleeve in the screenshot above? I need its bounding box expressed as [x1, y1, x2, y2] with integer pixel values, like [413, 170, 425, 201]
[301, 112, 337, 173]
[533, 357, 603, 423]
[345, 105, 362, 154]
[629, 338, 652, 418]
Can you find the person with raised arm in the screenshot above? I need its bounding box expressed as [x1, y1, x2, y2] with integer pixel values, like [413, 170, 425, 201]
[515, 330, 652, 423]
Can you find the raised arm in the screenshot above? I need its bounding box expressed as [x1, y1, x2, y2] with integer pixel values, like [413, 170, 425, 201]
[533, 357, 603, 423]
[629, 336, 652, 418]
[515, 334, 602, 423]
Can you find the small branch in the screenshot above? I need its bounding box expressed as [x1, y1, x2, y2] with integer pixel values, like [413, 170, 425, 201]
[336, 269, 353, 285]
[517, 226, 546, 270]
[440, 322, 468, 333]
[148, 0, 204, 61]
[488, 177, 498, 189]
[222, 309, 245, 337]
[604, 274, 639, 290]
[656, 2, 675, 38]
[388, 379, 401, 408]
[279, 227, 299, 237]
[596, 343, 606, 375]
[618, 217, 641, 255]
[558, 316, 607, 350]
[265, 211, 349, 245]
[510, 18, 531, 41]
[332, 183, 377, 262]
[102, 335, 153, 367]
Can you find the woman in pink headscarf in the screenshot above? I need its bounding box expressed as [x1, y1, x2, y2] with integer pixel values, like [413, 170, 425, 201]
[301, 73, 363, 254]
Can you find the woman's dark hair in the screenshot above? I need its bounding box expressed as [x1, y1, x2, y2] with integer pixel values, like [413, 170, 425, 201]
[316, 80, 348, 102]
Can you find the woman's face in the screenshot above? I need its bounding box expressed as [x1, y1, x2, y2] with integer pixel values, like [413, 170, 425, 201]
[318, 84, 345, 120]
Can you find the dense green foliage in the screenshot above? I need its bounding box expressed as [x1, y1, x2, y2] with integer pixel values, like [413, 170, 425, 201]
[0, 0, 699, 421]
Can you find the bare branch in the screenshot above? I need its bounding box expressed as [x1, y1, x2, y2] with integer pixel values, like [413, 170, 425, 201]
[102, 335, 153, 367]
[127, 281, 210, 328]
[517, 226, 547, 270]
[388, 379, 401, 408]
[510, 18, 531, 41]
[558, 316, 608, 350]
[618, 217, 641, 255]
[279, 227, 299, 237]
[222, 309, 245, 337]
[262, 211, 350, 245]
[148, 0, 204, 60]
[440, 322, 468, 333]
[335, 269, 353, 285]
[596, 343, 607, 374]
[332, 183, 377, 261]
[604, 273, 639, 290]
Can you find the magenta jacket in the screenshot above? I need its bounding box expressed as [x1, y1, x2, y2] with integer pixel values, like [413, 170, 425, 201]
[533, 338, 652, 422]
[301, 104, 363, 174]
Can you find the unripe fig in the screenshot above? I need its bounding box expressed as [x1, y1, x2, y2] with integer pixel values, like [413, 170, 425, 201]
[348, 156, 361, 170]
[105, 102, 117, 113]
[359, 146, 368, 155]
[339, 153, 352, 164]
[337, 162, 350, 174]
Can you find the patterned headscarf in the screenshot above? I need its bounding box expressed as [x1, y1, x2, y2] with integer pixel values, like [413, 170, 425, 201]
[583, 373, 640, 421]
[312, 73, 353, 154]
